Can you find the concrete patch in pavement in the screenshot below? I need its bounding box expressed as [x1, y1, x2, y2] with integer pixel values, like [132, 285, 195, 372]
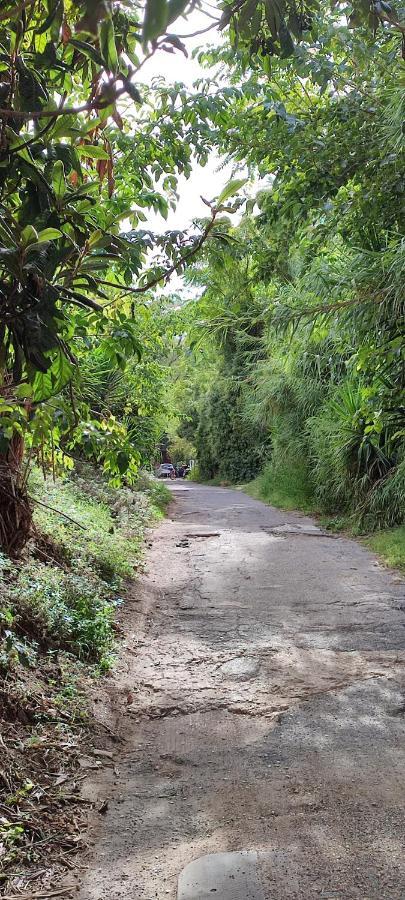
[220, 656, 260, 680]
[177, 850, 265, 899]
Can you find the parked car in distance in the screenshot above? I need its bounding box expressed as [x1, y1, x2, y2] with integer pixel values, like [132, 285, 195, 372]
[156, 463, 175, 478]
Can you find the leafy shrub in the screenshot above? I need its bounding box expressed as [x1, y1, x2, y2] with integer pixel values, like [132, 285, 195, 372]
[0, 467, 169, 672]
[307, 382, 405, 528]
[358, 455, 405, 531]
[135, 472, 171, 515]
[248, 458, 315, 512]
[187, 464, 202, 482]
[8, 565, 114, 664]
[30, 468, 149, 582]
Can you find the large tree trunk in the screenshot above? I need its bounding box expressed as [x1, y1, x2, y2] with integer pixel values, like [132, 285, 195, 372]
[0, 431, 32, 557]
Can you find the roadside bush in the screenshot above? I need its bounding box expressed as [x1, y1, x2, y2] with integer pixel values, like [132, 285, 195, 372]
[248, 458, 314, 512]
[135, 472, 172, 515]
[0, 467, 170, 672]
[187, 464, 202, 482]
[8, 566, 114, 665]
[357, 454, 405, 531]
[30, 468, 150, 583]
[307, 382, 405, 529]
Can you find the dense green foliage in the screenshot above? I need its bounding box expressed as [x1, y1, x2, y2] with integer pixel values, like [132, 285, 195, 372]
[172, 19, 404, 534]
[0, 0, 403, 554]
[0, 466, 170, 892]
[0, 2, 403, 888]
[0, 0, 241, 552]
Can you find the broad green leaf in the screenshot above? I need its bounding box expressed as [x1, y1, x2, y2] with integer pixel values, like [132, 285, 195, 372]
[217, 178, 248, 205]
[99, 16, 119, 74]
[265, 0, 281, 39]
[142, 0, 169, 45]
[126, 83, 142, 103]
[279, 20, 295, 56]
[36, 228, 63, 242]
[77, 145, 110, 160]
[239, 0, 258, 30]
[166, 0, 188, 25]
[21, 225, 39, 247]
[69, 38, 105, 67]
[15, 383, 33, 399]
[32, 350, 74, 403]
[5, 126, 34, 164]
[88, 229, 104, 247]
[52, 160, 66, 202]
[37, 0, 64, 38]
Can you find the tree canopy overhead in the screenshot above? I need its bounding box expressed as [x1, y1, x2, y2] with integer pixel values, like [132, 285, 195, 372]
[0, 0, 232, 550]
[0, 0, 403, 553]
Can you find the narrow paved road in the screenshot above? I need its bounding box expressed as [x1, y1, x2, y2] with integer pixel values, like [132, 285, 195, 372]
[79, 483, 405, 899]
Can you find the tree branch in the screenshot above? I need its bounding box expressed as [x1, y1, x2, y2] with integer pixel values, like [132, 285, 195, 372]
[0, 89, 125, 122]
[28, 496, 86, 530]
[99, 208, 220, 306]
[175, 20, 220, 37]
[277, 292, 386, 321]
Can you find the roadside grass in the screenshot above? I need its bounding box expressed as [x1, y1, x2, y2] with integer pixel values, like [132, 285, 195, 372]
[0, 467, 170, 893]
[363, 527, 405, 572]
[1, 466, 171, 673]
[136, 470, 172, 517]
[10, 467, 171, 669]
[199, 476, 232, 487]
[244, 460, 316, 514]
[187, 466, 232, 487]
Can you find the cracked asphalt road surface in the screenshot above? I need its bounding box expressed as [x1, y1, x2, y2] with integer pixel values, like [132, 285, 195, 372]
[78, 483, 405, 899]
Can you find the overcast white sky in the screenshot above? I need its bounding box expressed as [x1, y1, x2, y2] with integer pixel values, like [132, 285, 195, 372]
[140, 3, 240, 232]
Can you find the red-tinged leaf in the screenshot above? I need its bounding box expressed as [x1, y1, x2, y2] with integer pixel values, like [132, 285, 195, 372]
[107, 156, 115, 198]
[62, 18, 72, 44]
[97, 157, 107, 183]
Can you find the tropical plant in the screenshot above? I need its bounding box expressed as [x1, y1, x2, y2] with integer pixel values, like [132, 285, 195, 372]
[0, 0, 245, 553]
[172, 21, 404, 529]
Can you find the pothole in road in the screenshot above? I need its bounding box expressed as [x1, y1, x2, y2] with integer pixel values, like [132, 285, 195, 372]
[220, 657, 260, 680]
[262, 523, 335, 538]
[176, 532, 221, 548]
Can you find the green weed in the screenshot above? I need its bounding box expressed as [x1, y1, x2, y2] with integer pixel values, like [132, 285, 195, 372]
[1, 467, 169, 672]
[245, 459, 315, 513]
[364, 527, 405, 572]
